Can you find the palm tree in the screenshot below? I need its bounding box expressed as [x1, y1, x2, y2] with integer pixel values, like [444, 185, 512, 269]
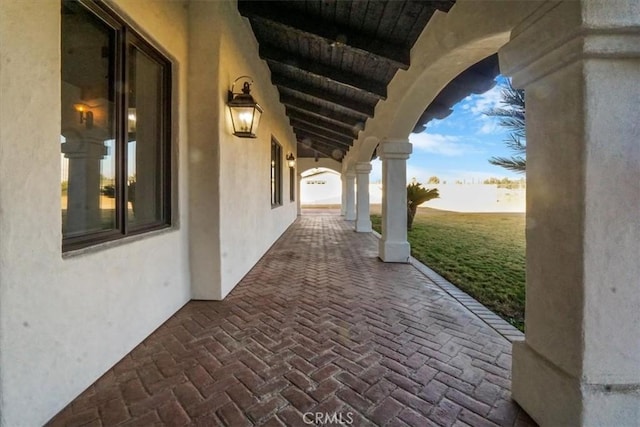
[485, 80, 526, 173]
[407, 182, 439, 230]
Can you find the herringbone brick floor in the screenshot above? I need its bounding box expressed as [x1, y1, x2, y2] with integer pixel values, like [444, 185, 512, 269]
[48, 212, 536, 426]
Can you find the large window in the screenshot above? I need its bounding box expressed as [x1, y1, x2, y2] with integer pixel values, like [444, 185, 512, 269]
[271, 138, 282, 207]
[61, 0, 171, 251]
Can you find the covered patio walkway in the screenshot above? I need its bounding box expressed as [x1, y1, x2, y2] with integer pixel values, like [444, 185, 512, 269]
[49, 212, 534, 426]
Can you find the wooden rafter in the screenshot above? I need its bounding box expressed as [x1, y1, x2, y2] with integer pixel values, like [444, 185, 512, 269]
[297, 141, 335, 159]
[273, 73, 375, 117]
[290, 119, 354, 145]
[297, 139, 345, 159]
[238, 2, 410, 70]
[262, 45, 387, 99]
[281, 95, 366, 127]
[294, 129, 352, 149]
[285, 108, 361, 136]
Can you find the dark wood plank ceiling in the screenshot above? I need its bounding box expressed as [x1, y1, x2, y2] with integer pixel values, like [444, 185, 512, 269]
[238, 0, 456, 161]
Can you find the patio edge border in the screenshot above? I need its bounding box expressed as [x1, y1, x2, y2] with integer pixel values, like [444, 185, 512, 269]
[370, 229, 524, 343]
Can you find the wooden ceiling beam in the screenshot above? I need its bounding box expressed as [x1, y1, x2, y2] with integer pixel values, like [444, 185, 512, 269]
[273, 73, 375, 117]
[297, 139, 346, 160]
[289, 115, 357, 140]
[294, 129, 352, 150]
[296, 141, 336, 160]
[238, 2, 410, 70]
[292, 128, 352, 150]
[280, 95, 367, 127]
[262, 45, 387, 99]
[285, 108, 360, 136]
[290, 119, 354, 145]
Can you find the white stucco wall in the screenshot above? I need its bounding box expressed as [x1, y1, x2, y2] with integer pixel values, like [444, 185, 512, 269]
[216, 3, 298, 298]
[0, 1, 297, 425]
[425, 184, 525, 213]
[0, 1, 191, 425]
[301, 171, 343, 205]
[188, 1, 298, 300]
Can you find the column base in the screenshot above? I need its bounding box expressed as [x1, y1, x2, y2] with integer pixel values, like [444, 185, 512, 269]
[512, 341, 640, 426]
[378, 240, 410, 263]
[355, 219, 372, 233]
[345, 212, 356, 221]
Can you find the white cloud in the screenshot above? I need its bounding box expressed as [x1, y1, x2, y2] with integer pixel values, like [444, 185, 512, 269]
[478, 121, 500, 135]
[462, 84, 511, 136]
[468, 85, 504, 116]
[409, 132, 468, 156]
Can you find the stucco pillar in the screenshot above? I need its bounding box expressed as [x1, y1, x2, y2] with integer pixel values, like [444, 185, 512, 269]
[340, 174, 347, 216]
[378, 140, 412, 262]
[355, 162, 372, 232]
[500, 1, 640, 425]
[188, 0, 223, 299]
[344, 172, 356, 220]
[61, 136, 108, 234]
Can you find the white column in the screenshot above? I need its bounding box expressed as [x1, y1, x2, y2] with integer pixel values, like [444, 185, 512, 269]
[344, 172, 356, 220]
[378, 140, 412, 262]
[61, 136, 108, 234]
[500, 2, 640, 425]
[340, 174, 347, 216]
[355, 162, 372, 232]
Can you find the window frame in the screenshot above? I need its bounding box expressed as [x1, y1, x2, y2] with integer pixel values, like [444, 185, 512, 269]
[61, 0, 172, 252]
[271, 138, 282, 208]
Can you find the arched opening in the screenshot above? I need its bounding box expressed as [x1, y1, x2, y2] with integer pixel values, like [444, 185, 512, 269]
[299, 167, 342, 207]
[345, 1, 540, 168]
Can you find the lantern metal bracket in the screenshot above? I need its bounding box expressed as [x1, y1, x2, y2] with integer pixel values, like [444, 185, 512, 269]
[228, 76, 254, 102]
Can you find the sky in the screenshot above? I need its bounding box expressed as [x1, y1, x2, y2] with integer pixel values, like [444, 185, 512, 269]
[370, 76, 522, 184]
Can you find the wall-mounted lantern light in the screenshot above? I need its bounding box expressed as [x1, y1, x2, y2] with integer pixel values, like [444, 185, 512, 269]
[227, 76, 263, 138]
[73, 103, 93, 129]
[286, 153, 296, 168]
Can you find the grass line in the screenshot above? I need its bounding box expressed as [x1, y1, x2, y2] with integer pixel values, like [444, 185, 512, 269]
[371, 208, 525, 331]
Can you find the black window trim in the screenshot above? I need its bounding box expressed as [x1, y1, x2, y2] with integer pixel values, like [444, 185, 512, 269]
[62, 0, 172, 252]
[271, 137, 283, 208]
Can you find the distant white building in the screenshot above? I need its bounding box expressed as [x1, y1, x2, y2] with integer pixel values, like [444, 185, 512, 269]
[300, 169, 342, 205]
[301, 170, 524, 213]
[425, 183, 525, 213]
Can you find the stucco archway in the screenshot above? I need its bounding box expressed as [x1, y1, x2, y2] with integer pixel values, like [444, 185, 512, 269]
[297, 157, 342, 175]
[344, 0, 542, 168]
[340, 1, 640, 424]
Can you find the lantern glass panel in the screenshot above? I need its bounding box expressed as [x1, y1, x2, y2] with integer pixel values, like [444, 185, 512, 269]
[230, 105, 262, 137]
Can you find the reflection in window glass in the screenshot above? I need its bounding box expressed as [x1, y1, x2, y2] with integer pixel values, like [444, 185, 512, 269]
[60, 0, 171, 251]
[61, 1, 116, 238]
[127, 45, 164, 228]
[271, 139, 282, 207]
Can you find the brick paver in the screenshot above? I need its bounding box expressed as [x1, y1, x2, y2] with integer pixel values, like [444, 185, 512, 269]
[48, 213, 536, 426]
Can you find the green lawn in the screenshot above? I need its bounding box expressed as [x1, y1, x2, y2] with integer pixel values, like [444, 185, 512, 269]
[371, 208, 526, 331]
